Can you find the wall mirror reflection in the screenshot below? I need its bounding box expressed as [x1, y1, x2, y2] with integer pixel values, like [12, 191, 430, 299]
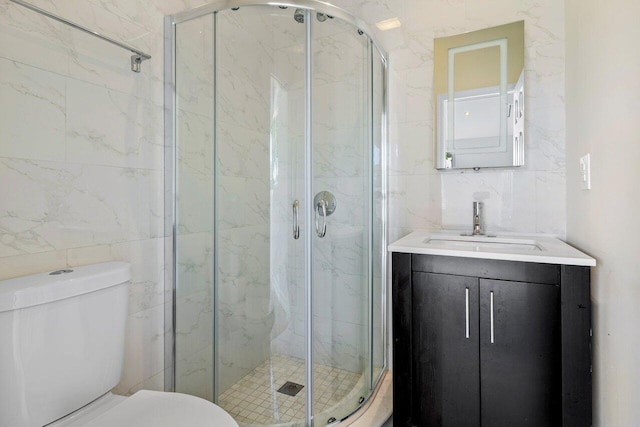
[434, 21, 525, 170]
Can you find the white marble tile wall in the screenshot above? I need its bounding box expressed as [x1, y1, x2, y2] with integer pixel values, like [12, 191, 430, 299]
[329, 0, 566, 240]
[0, 0, 203, 397]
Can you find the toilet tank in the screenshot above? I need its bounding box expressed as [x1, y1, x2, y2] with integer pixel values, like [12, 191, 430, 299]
[0, 262, 130, 427]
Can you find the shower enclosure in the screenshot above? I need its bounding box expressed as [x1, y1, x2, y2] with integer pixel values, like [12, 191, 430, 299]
[164, 1, 387, 425]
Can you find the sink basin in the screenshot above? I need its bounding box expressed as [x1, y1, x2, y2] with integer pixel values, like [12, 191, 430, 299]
[423, 235, 543, 251]
[388, 231, 596, 266]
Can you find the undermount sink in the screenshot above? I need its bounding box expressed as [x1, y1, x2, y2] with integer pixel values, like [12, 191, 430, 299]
[423, 235, 543, 251]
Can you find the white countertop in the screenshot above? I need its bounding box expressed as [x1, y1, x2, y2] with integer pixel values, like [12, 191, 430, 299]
[388, 231, 596, 267]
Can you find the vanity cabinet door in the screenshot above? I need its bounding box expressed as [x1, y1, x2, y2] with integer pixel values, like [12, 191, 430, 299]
[479, 279, 561, 427]
[412, 272, 480, 427]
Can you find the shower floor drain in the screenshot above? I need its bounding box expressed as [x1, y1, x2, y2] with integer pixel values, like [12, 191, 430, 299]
[277, 381, 304, 397]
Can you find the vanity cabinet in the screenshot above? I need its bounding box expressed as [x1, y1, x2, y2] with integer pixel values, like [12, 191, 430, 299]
[393, 253, 591, 427]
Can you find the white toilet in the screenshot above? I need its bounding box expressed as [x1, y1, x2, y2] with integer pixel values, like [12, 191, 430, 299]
[0, 262, 238, 427]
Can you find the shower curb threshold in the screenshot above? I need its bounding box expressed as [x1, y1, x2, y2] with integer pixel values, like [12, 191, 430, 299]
[337, 371, 392, 427]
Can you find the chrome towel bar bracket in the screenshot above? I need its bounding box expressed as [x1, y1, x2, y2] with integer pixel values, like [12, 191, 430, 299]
[10, 0, 152, 73]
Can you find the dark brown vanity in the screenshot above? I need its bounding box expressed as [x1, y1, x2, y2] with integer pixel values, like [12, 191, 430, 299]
[391, 248, 592, 427]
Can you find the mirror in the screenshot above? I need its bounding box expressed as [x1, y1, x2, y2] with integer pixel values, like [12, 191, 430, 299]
[434, 21, 524, 170]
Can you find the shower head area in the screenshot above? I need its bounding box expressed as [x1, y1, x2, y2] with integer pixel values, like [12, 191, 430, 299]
[165, 2, 387, 426]
[294, 9, 332, 23]
[245, 6, 331, 23]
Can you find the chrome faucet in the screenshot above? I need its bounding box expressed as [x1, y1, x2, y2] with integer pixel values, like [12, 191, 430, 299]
[472, 201, 484, 236]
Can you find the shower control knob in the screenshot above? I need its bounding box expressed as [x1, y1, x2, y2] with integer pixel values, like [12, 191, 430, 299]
[313, 191, 336, 216]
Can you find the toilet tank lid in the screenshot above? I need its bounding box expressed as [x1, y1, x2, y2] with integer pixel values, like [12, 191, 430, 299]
[0, 262, 130, 313]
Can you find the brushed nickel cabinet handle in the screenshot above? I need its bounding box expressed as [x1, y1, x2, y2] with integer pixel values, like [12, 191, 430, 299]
[465, 287, 470, 339]
[490, 291, 495, 344]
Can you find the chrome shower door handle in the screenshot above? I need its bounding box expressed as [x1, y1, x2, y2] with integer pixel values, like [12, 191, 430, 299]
[293, 200, 300, 240]
[315, 199, 327, 238]
[312, 191, 335, 238]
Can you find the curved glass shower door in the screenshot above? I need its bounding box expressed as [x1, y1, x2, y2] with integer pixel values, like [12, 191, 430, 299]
[311, 15, 373, 424]
[214, 6, 307, 426]
[169, 3, 386, 426]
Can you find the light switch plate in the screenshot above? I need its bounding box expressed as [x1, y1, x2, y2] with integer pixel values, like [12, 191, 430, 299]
[580, 154, 591, 190]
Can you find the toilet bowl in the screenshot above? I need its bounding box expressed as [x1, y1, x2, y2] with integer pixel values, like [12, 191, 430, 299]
[0, 262, 238, 427]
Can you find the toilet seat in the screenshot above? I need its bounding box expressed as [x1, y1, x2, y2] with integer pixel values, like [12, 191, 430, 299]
[52, 391, 238, 427]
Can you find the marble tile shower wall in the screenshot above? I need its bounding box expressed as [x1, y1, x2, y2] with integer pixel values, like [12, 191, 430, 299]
[0, 0, 202, 396]
[332, 0, 567, 241]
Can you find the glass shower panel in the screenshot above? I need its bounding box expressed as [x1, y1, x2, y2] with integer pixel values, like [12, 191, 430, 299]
[371, 48, 386, 384]
[174, 13, 215, 401]
[214, 6, 307, 426]
[311, 16, 372, 423]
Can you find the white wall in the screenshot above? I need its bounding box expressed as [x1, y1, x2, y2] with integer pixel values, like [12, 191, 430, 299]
[565, 1, 640, 425]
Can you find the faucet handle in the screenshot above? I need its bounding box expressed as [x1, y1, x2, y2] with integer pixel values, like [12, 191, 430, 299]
[472, 201, 483, 235]
[473, 201, 482, 216]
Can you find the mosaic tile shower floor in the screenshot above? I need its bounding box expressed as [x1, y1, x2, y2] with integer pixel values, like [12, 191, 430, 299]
[218, 354, 364, 426]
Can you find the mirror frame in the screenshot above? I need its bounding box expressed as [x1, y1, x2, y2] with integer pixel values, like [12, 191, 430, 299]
[434, 21, 525, 170]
